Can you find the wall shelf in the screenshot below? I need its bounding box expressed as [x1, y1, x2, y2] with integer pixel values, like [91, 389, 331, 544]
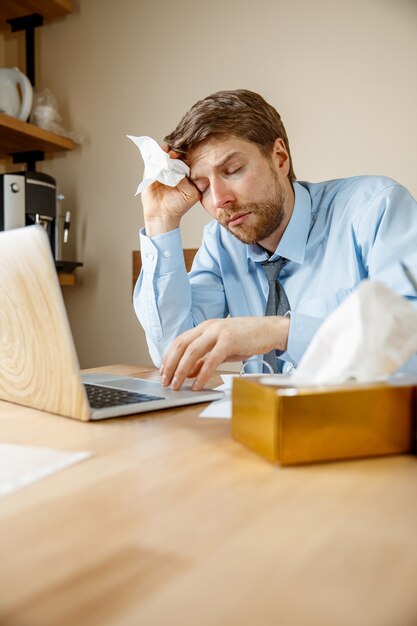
[58, 273, 76, 287]
[1, 0, 79, 289]
[0, 1, 76, 163]
[0, 113, 76, 158]
[0, 0, 73, 30]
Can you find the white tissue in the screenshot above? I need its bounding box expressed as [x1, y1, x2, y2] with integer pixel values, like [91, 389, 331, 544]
[127, 135, 189, 195]
[292, 280, 417, 385]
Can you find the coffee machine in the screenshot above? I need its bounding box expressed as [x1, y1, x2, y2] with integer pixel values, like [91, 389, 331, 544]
[0, 171, 81, 270]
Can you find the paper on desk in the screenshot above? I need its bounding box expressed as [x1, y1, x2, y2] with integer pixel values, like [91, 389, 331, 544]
[198, 375, 234, 418]
[198, 374, 268, 418]
[290, 280, 417, 386]
[199, 397, 232, 419]
[0, 444, 91, 498]
[127, 135, 189, 195]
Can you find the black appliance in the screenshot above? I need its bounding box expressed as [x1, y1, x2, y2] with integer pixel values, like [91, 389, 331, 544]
[0, 171, 82, 271]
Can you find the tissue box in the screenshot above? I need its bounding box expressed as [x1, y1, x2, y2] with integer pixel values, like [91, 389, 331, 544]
[232, 377, 416, 465]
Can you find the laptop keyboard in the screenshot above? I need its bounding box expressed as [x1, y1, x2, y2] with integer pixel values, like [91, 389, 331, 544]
[84, 383, 164, 409]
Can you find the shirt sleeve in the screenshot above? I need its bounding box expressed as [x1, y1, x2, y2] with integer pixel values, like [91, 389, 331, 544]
[356, 181, 417, 304]
[357, 182, 417, 375]
[280, 312, 324, 368]
[133, 225, 227, 366]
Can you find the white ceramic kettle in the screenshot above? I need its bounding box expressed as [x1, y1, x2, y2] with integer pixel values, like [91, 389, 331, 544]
[0, 67, 33, 121]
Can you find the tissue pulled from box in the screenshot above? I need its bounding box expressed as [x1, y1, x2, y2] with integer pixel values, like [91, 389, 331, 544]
[292, 280, 417, 385]
[127, 135, 189, 195]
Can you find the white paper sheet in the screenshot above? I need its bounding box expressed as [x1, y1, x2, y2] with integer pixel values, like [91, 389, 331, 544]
[199, 376, 232, 418]
[198, 374, 270, 419]
[0, 444, 91, 497]
[199, 398, 232, 419]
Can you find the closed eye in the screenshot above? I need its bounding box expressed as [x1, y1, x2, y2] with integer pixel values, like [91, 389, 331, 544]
[225, 166, 243, 176]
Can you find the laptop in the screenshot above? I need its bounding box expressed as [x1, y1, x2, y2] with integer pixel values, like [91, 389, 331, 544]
[0, 226, 223, 420]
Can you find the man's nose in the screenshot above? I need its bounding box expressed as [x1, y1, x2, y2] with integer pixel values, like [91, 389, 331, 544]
[211, 178, 235, 209]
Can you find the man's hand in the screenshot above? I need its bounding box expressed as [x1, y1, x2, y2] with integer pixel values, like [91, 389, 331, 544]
[142, 148, 201, 237]
[160, 316, 291, 390]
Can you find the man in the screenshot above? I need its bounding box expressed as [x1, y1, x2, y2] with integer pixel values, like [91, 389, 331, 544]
[134, 89, 417, 390]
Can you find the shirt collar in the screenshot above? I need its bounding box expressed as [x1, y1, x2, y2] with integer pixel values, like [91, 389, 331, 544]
[246, 181, 312, 266]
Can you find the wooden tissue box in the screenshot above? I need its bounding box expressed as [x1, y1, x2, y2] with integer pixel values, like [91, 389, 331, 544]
[232, 377, 416, 465]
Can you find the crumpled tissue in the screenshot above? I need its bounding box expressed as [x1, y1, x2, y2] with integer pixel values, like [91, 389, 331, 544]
[291, 280, 417, 385]
[127, 135, 189, 195]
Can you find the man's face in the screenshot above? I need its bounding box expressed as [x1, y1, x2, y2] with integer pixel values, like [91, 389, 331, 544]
[188, 136, 293, 250]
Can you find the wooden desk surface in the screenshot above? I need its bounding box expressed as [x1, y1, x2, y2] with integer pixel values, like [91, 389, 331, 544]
[1, 365, 417, 626]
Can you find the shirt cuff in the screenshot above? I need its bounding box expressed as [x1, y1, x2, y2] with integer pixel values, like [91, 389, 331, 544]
[280, 311, 324, 366]
[139, 227, 185, 274]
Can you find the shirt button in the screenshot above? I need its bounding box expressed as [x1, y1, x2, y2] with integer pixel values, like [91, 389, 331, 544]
[163, 250, 171, 258]
[283, 362, 295, 374]
[146, 253, 154, 261]
[279, 270, 285, 277]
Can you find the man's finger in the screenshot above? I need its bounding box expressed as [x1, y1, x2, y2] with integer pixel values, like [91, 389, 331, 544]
[176, 176, 201, 203]
[161, 144, 180, 159]
[169, 331, 220, 390]
[191, 345, 228, 390]
[161, 326, 205, 386]
[187, 357, 205, 379]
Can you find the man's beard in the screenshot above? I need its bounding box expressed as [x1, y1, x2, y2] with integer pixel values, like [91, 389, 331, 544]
[217, 173, 286, 245]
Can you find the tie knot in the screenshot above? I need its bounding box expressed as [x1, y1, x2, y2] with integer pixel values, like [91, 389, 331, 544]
[261, 257, 286, 283]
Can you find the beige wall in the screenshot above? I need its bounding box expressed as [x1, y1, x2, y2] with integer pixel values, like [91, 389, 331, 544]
[1, 0, 417, 367]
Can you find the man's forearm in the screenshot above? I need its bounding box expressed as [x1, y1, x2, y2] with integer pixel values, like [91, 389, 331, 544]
[134, 228, 195, 366]
[161, 316, 291, 391]
[143, 215, 181, 237]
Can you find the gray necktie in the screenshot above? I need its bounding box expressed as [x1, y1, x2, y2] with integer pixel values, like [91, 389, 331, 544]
[261, 257, 291, 373]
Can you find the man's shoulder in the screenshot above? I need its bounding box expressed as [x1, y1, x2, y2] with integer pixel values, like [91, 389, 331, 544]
[298, 174, 400, 197]
[298, 175, 404, 217]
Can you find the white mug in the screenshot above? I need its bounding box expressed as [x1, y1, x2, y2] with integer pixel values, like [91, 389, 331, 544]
[0, 67, 33, 121]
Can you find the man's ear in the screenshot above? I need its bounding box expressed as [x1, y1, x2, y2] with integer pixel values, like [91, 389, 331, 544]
[271, 138, 290, 176]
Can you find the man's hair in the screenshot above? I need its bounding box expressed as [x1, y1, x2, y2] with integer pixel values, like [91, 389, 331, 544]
[164, 89, 296, 182]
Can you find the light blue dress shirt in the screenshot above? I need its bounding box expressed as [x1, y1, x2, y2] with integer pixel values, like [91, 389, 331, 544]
[134, 176, 417, 372]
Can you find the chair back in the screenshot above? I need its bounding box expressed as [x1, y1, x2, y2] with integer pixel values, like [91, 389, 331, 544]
[132, 248, 198, 291]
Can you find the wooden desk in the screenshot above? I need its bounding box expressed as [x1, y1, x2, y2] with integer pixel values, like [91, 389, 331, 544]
[1, 365, 417, 626]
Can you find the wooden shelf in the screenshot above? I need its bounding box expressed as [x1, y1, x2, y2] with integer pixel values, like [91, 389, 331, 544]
[1, 0, 79, 288]
[58, 273, 76, 287]
[0, 0, 73, 30]
[0, 113, 76, 158]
